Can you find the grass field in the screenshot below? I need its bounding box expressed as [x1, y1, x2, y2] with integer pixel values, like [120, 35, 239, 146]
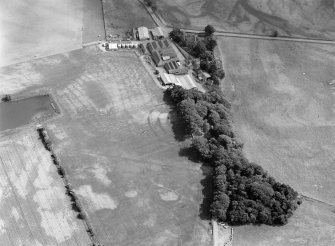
[155, 0, 335, 40]
[102, 0, 156, 36]
[219, 37, 335, 245]
[0, 128, 90, 246]
[0, 48, 212, 246]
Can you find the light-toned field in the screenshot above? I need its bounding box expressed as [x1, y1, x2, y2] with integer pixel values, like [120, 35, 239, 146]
[0, 128, 90, 246]
[220, 37, 335, 245]
[0, 0, 105, 67]
[0, 48, 212, 246]
[156, 0, 335, 39]
[0, 0, 82, 67]
[102, 0, 156, 36]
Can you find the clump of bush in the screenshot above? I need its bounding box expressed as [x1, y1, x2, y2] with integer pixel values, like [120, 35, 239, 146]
[166, 86, 300, 225]
[1, 95, 12, 102]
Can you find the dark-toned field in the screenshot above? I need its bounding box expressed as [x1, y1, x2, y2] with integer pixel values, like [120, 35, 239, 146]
[0, 47, 212, 246]
[155, 0, 335, 40]
[219, 36, 335, 245]
[102, 0, 156, 36]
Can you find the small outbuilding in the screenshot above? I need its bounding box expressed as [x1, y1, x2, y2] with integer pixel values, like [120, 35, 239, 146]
[108, 43, 118, 50]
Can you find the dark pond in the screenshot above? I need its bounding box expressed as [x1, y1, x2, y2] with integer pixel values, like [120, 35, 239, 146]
[0, 95, 55, 131]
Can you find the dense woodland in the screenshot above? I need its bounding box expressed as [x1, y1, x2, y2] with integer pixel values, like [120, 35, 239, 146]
[165, 86, 301, 225]
[169, 26, 225, 85]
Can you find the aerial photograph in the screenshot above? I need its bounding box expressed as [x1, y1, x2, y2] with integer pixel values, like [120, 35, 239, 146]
[1, 0, 335, 245]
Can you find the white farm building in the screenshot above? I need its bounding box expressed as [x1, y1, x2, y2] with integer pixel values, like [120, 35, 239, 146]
[138, 26, 150, 40]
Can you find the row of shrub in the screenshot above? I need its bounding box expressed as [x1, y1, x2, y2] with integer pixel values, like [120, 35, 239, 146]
[37, 127, 100, 246]
[1, 95, 11, 102]
[165, 86, 300, 225]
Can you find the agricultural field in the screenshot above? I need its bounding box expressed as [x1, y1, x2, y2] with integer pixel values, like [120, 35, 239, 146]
[219, 37, 335, 245]
[0, 128, 90, 246]
[0, 0, 105, 67]
[0, 47, 212, 246]
[155, 0, 335, 40]
[102, 0, 156, 36]
[0, 0, 82, 67]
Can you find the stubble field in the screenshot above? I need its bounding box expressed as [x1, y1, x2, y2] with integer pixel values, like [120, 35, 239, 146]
[155, 0, 335, 39]
[220, 37, 335, 245]
[0, 47, 211, 246]
[0, 128, 90, 246]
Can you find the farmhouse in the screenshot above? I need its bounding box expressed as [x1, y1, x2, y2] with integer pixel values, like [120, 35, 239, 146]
[138, 26, 150, 40]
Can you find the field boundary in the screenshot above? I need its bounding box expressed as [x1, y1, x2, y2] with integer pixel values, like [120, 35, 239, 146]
[99, 0, 107, 40]
[144, 5, 335, 45]
[36, 127, 101, 246]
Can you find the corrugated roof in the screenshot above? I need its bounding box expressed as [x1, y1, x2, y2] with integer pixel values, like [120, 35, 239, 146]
[138, 26, 149, 39]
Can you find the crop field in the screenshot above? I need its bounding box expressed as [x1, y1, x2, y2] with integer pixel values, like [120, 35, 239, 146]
[102, 0, 156, 36]
[0, 48, 212, 246]
[0, 0, 83, 67]
[219, 37, 335, 245]
[0, 128, 90, 246]
[155, 0, 335, 40]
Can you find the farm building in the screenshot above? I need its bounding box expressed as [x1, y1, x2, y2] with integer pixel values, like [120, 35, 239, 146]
[150, 27, 164, 39]
[138, 26, 150, 40]
[146, 39, 171, 54]
[164, 60, 188, 75]
[108, 43, 118, 50]
[161, 73, 196, 89]
[151, 50, 178, 67]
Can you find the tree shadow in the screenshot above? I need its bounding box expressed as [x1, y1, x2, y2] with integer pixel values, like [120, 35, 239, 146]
[179, 146, 213, 220]
[162, 93, 188, 142]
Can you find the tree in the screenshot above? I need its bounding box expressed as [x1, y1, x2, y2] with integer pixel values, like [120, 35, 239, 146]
[205, 25, 216, 36]
[169, 28, 184, 44]
[164, 85, 300, 226]
[211, 193, 230, 221]
[206, 39, 217, 51]
[194, 41, 207, 57]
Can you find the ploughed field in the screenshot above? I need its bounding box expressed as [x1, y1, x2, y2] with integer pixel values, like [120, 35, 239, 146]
[155, 0, 335, 40]
[0, 129, 90, 246]
[220, 37, 335, 245]
[0, 47, 212, 246]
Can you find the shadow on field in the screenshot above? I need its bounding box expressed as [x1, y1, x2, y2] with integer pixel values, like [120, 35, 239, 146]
[163, 92, 213, 220]
[163, 93, 188, 142]
[179, 146, 213, 220]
